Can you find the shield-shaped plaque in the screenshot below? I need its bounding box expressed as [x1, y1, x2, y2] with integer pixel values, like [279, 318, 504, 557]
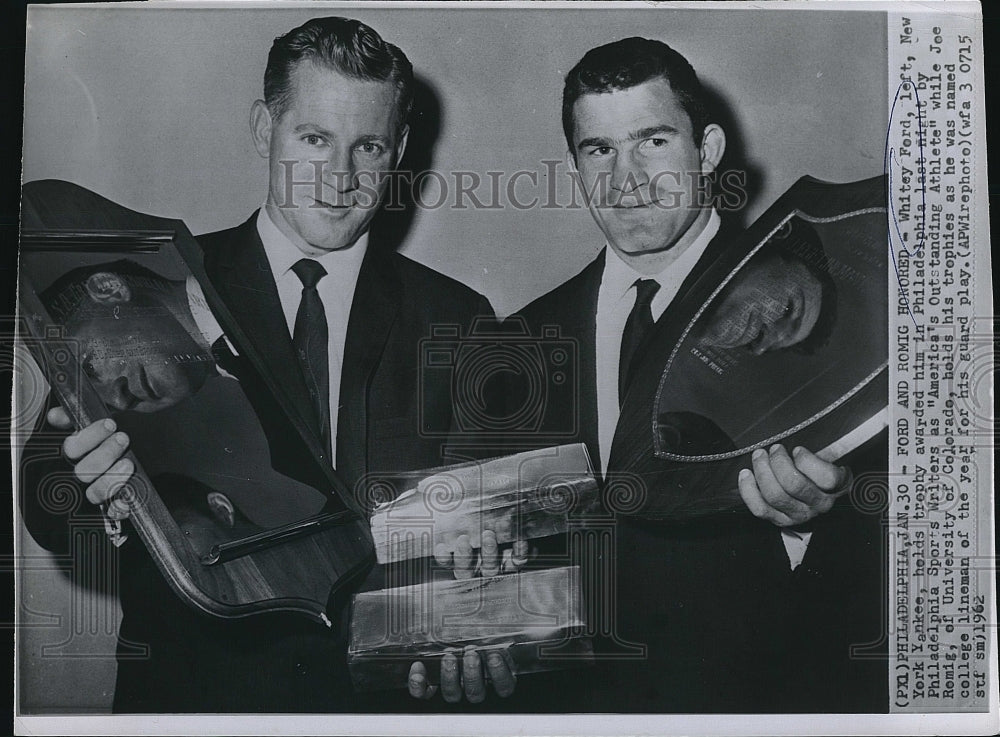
[608, 175, 888, 519]
[18, 179, 374, 623]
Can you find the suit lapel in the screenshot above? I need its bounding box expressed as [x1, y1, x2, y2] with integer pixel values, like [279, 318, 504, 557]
[336, 245, 401, 487]
[609, 220, 740, 471]
[202, 213, 319, 437]
[658, 219, 740, 331]
[555, 251, 605, 471]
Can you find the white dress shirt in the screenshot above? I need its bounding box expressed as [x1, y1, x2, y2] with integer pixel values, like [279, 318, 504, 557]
[255, 207, 368, 469]
[593, 210, 811, 569]
[185, 209, 367, 469]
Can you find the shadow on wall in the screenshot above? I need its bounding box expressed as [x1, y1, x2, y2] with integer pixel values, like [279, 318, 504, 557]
[372, 74, 443, 254]
[704, 80, 764, 229]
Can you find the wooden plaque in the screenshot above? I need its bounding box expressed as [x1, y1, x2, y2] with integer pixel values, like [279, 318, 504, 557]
[19, 179, 374, 623]
[609, 175, 889, 518]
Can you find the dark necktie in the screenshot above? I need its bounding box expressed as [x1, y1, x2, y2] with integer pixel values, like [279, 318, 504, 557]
[291, 258, 331, 458]
[618, 278, 661, 406]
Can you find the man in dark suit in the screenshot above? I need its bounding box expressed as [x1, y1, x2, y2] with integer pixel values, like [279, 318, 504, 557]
[28, 17, 513, 711]
[506, 37, 887, 712]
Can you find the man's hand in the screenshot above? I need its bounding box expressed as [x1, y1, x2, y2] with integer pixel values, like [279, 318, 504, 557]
[433, 530, 531, 579]
[408, 647, 516, 703]
[48, 407, 134, 520]
[408, 529, 528, 701]
[737, 444, 851, 527]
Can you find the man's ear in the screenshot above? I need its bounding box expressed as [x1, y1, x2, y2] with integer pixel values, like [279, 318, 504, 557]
[249, 100, 273, 158]
[394, 124, 410, 168]
[699, 124, 726, 174]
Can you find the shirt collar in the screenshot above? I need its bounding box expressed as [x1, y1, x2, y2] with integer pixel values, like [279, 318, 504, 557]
[602, 209, 721, 304]
[256, 205, 369, 281]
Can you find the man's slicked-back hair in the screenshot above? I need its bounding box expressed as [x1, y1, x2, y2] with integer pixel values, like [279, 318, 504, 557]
[264, 16, 413, 132]
[562, 37, 710, 155]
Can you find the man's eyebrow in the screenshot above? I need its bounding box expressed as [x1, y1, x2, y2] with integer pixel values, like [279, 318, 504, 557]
[354, 133, 392, 145]
[627, 125, 680, 141]
[293, 123, 335, 137]
[577, 126, 680, 150]
[292, 126, 392, 146]
[577, 136, 613, 150]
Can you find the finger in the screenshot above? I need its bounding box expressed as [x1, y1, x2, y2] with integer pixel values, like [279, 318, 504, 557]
[407, 661, 424, 699]
[792, 446, 851, 495]
[62, 418, 117, 461]
[105, 494, 132, 521]
[74, 432, 130, 484]
[46, 406, 73, 430]
[500, 548, 515, 574]
[433, 542, 453, 568]
[479, 530, 499, 577]
[751, 447, 813, 521]
[462, 647, 486, 704]
[510, 539, 529, 570]
[453, 534, 475, 580]
[408, 661, 432, 700]
[440, 653, 462, 703]
[765, 445, 827, 506]
[738, 467, 795, 527]
[767, 445, 837, 520]
[84, 457, 135, 507]
[484, 650, 516, 698]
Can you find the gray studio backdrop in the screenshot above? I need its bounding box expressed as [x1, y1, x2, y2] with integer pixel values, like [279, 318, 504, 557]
[17, 4, 887, 712]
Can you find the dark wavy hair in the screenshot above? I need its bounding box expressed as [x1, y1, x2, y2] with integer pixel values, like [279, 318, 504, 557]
[562, 37, 710, 155]
[264, 17, 413, 133]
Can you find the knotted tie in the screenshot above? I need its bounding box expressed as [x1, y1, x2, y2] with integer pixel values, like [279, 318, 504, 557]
[291, 258, 331, 458]
[618, 278, 661, 406]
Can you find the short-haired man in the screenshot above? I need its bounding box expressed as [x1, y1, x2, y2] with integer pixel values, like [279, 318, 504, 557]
[24, 17, 513, 711]
[509, 37, 886, 711]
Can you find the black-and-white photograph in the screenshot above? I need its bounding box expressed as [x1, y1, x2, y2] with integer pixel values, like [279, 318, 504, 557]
[10, 2, 995, 735]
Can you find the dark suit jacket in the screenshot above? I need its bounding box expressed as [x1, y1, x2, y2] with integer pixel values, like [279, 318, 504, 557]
[20, 213, 494, 713]
[198, 213, 493, 495]
[504, 230, 888, 713]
